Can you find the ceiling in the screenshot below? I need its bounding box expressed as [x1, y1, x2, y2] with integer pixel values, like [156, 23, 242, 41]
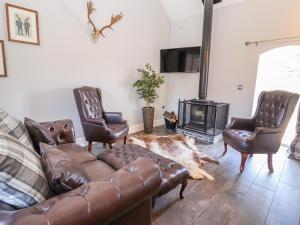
[160, 0, 247, 21]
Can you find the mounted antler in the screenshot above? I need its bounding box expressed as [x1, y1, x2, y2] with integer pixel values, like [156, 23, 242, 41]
[87, 1, 124, 41]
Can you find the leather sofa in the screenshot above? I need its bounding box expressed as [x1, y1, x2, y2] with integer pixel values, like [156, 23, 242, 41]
[0, 120, 162, 225]
[73, 86, 129, 152]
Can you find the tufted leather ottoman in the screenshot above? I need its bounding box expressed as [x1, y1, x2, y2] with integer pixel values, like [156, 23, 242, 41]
[98, 144, 189, 201]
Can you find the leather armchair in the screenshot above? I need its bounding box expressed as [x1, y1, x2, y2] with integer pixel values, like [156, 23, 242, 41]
[223, 90, 299, 173]
[73, 86, 129, 152]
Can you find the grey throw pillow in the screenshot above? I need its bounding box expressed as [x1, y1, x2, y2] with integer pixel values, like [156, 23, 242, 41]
[0, 110, 34, 150]
[0, 131, 52, 209]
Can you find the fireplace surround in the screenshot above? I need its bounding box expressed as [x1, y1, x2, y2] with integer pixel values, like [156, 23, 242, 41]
[177, 99, 229, 144]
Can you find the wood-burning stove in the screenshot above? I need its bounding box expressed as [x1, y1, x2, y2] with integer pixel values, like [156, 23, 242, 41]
[178, 99, 229, 138]
[176, 1, 228, 144]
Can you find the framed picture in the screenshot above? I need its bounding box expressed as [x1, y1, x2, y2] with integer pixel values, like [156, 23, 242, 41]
[6, 3, 40, 45]
[0, 41, 7, 77]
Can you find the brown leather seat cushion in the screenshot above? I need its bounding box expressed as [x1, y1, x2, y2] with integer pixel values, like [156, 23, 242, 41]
[56, 143, 97, 165]
[223, 129, 253, 152]
[57, 143, 116, 181]
[98, 144, 189, 197]
[107, 124, 129, 140]
[81, 160, 116, 181]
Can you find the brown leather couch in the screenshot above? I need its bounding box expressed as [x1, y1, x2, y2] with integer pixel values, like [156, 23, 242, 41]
[223, 90, 299, 173]
[73, 86, 129, 152]
[0, 120, 162, 225]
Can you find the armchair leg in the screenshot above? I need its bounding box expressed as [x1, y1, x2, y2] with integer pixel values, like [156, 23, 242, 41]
[240, 153, 249, 173]
[267, 153, 274, 173]
[124, 136, 127, 145]
[179, 180, 188, 199]
[109, 143, 113, 149]
[88, 141, 93, 152]
[152, 198, 156, 208]
[222, 142, 228, 156]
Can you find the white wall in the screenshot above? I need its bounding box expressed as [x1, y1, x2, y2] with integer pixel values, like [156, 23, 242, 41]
[166, 15, 203, 111]
[167, 0, 300, 120]
[0, 0, 170, 141]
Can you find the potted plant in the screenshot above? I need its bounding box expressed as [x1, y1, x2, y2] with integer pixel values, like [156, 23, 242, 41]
[133, 64, 165, 134]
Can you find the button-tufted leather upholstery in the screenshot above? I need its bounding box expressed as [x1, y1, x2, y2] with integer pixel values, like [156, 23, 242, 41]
[255, 91, 293, 128]
[80, 86, 104, 120]
[223, 129, 253, 151]
[40, 119, 76, 145]
[74, 86, 129, 151]
[0, 119, 162, 225]
[223, 90, 299, 173]
[98, 144, 189, 198]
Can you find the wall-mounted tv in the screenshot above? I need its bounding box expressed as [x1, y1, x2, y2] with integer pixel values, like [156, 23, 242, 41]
[160, 46, 201, 73]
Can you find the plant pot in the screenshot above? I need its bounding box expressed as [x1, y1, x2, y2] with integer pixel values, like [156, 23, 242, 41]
[143, 107, 155, 134]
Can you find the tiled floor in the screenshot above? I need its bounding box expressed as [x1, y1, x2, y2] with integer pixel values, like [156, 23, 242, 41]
[92, 126, 300, 225]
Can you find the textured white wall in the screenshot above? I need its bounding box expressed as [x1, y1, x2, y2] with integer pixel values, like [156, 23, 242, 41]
[166, 15, 203, 112]
[0, 0, 170, 140]
[167, 0, 300, 119]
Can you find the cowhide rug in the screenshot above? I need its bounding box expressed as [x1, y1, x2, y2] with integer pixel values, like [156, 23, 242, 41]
[129, 134, 219, 180]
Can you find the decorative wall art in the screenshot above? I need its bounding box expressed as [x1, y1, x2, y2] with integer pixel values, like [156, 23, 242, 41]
[6, 3, 40, 45]
[0, 41, 7, 77]
[87, 1, 124, 42]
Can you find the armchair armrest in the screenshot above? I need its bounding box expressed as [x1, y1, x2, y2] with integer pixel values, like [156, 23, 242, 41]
[254, 127, 281, 135]
[84, 118, 107, 126]
[227, 117, 255, 131]
[82, 120, 112, 141]
[0, 158, 162, 225]
[246, 127, 282, 153]
[247, 127, 281, 143]
[104, 112, 127, 124]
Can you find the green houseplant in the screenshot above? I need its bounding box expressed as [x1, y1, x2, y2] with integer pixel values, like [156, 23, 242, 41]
[133, 64, 165, 133]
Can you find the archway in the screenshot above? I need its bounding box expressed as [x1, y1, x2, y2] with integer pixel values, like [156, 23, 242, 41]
[253, 46, 300, 145]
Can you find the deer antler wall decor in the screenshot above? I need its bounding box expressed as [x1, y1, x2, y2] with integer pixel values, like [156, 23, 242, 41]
[87, 1, 124, 42]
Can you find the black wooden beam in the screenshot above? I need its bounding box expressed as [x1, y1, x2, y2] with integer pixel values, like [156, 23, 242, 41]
[202, 0, 222, 4]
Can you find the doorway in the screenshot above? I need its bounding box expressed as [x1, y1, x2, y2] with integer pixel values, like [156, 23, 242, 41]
[253, 46, 300, 145]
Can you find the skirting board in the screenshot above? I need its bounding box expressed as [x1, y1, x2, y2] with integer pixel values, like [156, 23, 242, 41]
[76, 118, 165, 147]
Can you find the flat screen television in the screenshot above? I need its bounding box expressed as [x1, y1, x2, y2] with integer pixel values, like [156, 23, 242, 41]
[160, 46, 201, 73]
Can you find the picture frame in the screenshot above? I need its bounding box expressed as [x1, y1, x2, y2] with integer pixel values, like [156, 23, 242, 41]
[0, 41, 7, 77]
[6, 3, 40, 45]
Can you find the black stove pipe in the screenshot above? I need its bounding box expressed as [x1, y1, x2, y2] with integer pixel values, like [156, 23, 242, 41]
[199, 0, 221, 99]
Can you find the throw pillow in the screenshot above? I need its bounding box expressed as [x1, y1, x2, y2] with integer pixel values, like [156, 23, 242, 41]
[40, 143, 90, 194]
[0, 131, 52, 209]
[24, 118, 56, 153]
[0, 110, 34, 150]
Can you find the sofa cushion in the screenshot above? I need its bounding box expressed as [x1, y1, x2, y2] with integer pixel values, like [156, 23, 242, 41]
[24, 118, 56, 153]
[55, 143, 97, 165]
[40, 143, 91, 194]
[0, 131, 52, 209]
[81, 160, 115, 181]
[223, 129, 253, 151]
[0, 110, 34, 150]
